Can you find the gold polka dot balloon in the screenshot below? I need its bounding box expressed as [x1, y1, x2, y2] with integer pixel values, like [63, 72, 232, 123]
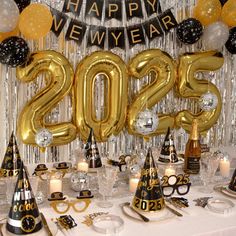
[19, 3, 53, 40]
[193, 0, 222, 26]
[221, 0, 236, 27]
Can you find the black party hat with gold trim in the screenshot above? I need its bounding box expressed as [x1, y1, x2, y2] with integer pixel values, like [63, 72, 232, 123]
[229, 169, 236, 192]
[132, 148, 165, 212]
[84, 128, 102, 168]
[158, 128, 178, 163]
[6, 162, 43, 235]
[0, 132, 22, 177]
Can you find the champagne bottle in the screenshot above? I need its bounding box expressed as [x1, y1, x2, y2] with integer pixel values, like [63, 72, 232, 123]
[184, 119, 201, 174]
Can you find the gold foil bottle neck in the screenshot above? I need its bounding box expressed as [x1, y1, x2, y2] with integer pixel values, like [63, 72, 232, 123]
[190, 119, 199, 140]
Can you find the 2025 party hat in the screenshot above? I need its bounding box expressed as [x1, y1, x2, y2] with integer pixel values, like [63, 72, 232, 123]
[132, 148, 165, 212]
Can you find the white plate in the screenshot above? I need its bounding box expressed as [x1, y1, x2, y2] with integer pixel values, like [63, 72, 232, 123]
[221, 186, 236, 199]
[1, 220, 58, 236]
[122, 205, 175, 222]
[226, 186, 236, 195]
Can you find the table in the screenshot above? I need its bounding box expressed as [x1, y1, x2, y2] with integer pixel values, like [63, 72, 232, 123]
[40, 183, 236, 236]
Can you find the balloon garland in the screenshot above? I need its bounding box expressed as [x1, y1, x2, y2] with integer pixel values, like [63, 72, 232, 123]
[176, 0, 236, 53]
[0, 0, 234, 146]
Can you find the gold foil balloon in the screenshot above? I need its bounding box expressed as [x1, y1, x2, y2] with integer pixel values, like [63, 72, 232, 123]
[176, 51, 224, 133]
[0, 26, 19, 42]
[127, 49, 176, 137]
[16, 50, 77, 146]
[19, 3, 53, 40]
[193, 0, 222, 26]
[0, 0, 19, 33]
[74, 51, 128, 142]
[221, 0, 236, 27]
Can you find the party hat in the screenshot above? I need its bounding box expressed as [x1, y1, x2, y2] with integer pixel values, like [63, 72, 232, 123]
[229, 169, 236, 192]
[132, 148, 165, 212]
[158, 128, 178, 163]
[6, 162, 43, 235]
[0, 132, 22, 177]
[84, 128, 102, 168]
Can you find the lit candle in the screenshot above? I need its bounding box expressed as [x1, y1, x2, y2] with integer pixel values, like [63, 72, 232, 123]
[165, 167, 176, 177]
[49, 179, 62, 194]
[129, 178, 139, 193]
[220, 158, 230, 178]
[77, 161, 89, 172]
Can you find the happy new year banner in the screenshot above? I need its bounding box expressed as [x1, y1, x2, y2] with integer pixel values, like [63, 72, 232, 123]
[62, 0, 162, 21]
[51, 8, 178, 49]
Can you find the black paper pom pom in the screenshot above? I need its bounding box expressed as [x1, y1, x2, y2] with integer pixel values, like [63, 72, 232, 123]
[177, 18, 203, 44]
[225, 27, 236, 54]
[0, 36, 29, 67]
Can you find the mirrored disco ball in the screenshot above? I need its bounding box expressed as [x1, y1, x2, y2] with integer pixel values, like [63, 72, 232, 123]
[70, 172, 89, 192]
[199, 92, 218, 111]
[134, 109, 159, 135]
[35, 128, 53, 148]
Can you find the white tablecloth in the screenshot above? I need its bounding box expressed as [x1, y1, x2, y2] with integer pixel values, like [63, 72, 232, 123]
[39, 184, 236, 236]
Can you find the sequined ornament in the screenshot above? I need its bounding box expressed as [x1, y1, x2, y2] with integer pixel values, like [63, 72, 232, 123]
[199, 92, 218, 111]
[0, 36, 29, 67]
[134, 109, 158, 135]
[177, 18, 203, 44]
[225, 27, 236, 54]
[35, 128, 53, 148]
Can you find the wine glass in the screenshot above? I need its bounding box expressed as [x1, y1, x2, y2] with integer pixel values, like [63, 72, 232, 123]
[97, 166, 117, 208]
[199, 152, 220, 193]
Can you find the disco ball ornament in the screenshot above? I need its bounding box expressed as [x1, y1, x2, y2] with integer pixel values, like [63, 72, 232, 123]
[199, 92, 218, 111]
[70, 172, 89, 192]
[35, 128, 53, 148]
[134, 109, 158, 135]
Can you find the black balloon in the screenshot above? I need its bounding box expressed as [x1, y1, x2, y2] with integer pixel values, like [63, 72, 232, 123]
[177, 18, 203, 44]
[14, 0, 31, 12]
[0, 37, 29, 67]
[225, 27, 236, 54]
[219, 0, 228, 6]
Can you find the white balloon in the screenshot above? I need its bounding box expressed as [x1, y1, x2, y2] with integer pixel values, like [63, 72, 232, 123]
[0, 0, 19, 32]
[202, 21, 229, 50]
